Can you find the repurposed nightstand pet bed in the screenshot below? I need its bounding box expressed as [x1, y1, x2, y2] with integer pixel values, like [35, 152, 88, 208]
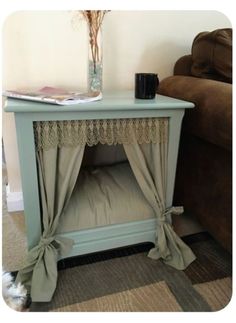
[5, 92, 196, 302]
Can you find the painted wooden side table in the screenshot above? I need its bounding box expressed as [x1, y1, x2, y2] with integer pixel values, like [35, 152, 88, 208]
[5, 91, 194, 259]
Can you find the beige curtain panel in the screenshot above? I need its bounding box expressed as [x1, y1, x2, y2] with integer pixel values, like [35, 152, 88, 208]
[16, 117, 196, 302]
[123, 135, 196, 269]
[16, 145, 85, 302]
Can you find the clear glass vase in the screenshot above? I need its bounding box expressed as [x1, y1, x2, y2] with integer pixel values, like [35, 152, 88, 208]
[88, 28, 103, 93]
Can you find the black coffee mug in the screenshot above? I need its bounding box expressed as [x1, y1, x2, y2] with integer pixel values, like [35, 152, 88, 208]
[135, 73, 159, 99]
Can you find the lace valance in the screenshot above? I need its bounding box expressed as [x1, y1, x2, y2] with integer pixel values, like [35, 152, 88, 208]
[33, 118, 169, 150]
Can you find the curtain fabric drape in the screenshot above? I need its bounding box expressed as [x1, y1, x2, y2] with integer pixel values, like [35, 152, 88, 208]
[16, 117, 195, 302]
[123, 131, 196, 270]
[16, 145, 85, 302]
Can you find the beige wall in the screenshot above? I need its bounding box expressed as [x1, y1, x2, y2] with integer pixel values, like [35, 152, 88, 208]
[2, 10, 231, 192]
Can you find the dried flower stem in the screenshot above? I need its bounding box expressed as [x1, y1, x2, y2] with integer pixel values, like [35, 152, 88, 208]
[81, 10, 109, 73]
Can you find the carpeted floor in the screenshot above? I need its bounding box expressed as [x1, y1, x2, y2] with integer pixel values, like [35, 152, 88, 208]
[29, 234, 232, 312]
[2, 211, 27, 271]
[2, 167, 232, 312]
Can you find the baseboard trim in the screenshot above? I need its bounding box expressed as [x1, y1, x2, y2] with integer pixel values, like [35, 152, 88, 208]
[6, 188, 24, 212]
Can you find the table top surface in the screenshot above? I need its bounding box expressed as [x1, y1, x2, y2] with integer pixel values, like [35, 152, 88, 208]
[4, 90, 194, 113]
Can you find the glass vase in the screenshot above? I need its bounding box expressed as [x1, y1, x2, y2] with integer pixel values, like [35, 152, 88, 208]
[88, 28, 103, 93]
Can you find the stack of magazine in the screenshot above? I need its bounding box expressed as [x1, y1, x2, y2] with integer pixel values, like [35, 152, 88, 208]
[3, 86, 102, 105]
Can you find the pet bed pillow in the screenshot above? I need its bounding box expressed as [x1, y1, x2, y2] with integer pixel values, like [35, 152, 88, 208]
[56, 162, 155, 233]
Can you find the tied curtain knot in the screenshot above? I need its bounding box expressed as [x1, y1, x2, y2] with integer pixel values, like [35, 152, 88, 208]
[158, 206, 184, 224]
[28, 235, 74, 262]
[163, 206, 184, 217]
[148, 205, 196, 269]
[16, 234, 74, 301]
[38, 236, 55, 249]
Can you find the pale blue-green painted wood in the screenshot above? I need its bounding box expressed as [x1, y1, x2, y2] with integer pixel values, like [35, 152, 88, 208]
[5, 91, 194, 113]
[14, 114, 42, 249]
[62, 218, 157, 243]
[65, 231, 156, 259]
[4, 90, 194, 256]
[4, 109, 185, 122]
[60, 218, 157, 259]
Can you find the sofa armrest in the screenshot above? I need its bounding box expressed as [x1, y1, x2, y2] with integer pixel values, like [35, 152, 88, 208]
[158, 75, 232, 150]
[174, 55, 193, 76]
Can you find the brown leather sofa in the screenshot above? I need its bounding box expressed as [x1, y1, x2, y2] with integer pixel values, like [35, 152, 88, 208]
[158, 28, 232, 252]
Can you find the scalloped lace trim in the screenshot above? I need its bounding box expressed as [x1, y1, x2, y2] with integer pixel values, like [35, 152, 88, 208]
[33, 118, 168, 150]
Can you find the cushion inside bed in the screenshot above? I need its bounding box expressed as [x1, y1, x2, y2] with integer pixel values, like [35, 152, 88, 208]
[56, 162, 155, 233]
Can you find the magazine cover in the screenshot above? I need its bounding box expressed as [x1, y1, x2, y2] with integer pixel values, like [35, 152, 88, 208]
[3, 87, 102, 105]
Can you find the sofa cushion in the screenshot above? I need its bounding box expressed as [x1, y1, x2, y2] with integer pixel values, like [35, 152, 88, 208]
[191, 28, 232, 83]
[158, 75, 232, 150]
[174, 55, 193, 76]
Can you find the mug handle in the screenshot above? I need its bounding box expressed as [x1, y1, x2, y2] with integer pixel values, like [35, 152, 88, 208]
[155, 74, 159, 92]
